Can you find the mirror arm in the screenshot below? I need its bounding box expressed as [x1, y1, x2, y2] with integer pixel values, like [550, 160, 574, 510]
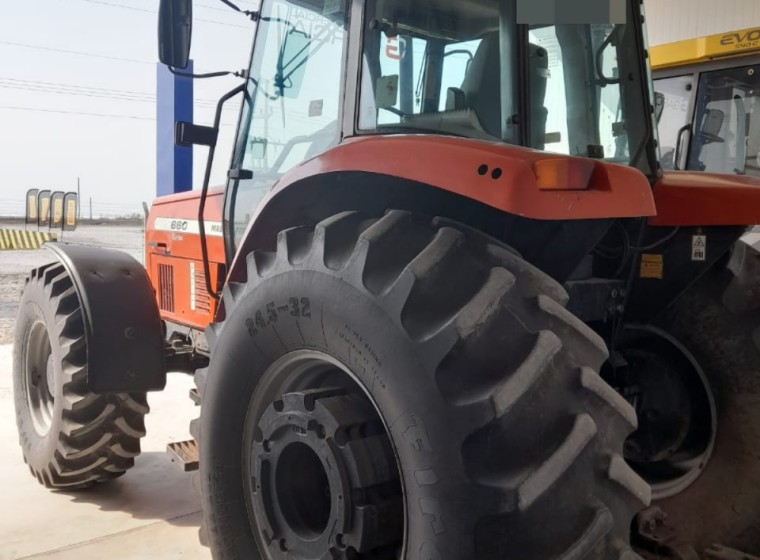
[168, 66, 248, 80]
[216, 0, 260, 20]
[198, 83, 247, 301]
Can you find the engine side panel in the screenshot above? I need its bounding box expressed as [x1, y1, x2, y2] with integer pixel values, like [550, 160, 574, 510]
[145, 188, 225, 330]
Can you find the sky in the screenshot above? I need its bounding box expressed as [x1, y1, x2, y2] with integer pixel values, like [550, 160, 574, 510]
[0, 0, 257, 217]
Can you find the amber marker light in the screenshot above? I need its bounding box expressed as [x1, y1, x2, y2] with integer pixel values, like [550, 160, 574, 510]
[533, 158, 595, 190]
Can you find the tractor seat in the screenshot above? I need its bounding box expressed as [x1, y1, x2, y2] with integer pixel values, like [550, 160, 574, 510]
[459, 33, 550, 146]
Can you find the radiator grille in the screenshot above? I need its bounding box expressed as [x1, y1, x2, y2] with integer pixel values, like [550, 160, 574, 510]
[158, 263, 175, 312]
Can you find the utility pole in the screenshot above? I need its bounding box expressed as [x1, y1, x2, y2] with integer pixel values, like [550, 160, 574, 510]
[89, 197, 92, 221]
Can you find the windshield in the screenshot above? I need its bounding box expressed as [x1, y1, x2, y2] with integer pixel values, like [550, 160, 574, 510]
[358, 0, 657, 176]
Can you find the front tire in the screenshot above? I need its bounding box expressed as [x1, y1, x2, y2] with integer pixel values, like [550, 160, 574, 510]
[199, 211, 649, 559]
[13, 262, 148, 489]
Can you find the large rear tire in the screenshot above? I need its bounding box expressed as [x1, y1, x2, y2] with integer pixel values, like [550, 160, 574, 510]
[198, 211, 649, 559]
[13, 262, 149, 489]
[651, 252, 760, 553]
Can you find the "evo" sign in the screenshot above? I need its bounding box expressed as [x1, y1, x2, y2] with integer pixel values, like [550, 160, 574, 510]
[720, 28, 760, 50]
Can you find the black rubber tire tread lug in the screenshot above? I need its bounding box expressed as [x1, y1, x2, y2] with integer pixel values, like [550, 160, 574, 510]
[249, 249, 276, 279]
[276, 225, 315, 267]
[536, 294, 609, 366]
[398, 227, 482, 339]
[205, 323, 221, 352]
[353, 210, 429, 295]
[60, 433, 113, 461]
[517, 413, 597, 511]
[222, 282, 245, 307]
[54, 456, 109, 478]
[486, 243, 569, 305]
[453, 267, 516, 338]
[607, 454, 651, 506]
[189, 418, 200, 441]
[312, 212, 371, 270]
[491, 330, 562, 417]
[195, 367, 209, 398]
[556, 507, 614, 560]
[579, 367, 638, 432]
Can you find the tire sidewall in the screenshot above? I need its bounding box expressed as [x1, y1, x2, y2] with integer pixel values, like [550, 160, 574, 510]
[13, 279, 67, 468]
[657, 271, 760, 550]
[201, 269, 475, 559]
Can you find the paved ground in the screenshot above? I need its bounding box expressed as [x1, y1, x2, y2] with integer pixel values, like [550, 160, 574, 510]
[0, 344, 210, 560]
[0, 223, 208, 559]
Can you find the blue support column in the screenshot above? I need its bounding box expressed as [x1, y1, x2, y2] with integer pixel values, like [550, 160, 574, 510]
[156, 61, 194, 197]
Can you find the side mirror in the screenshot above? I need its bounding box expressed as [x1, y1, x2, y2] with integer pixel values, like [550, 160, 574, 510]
[158, 0, 193, 69]
[701, 108, 725, 137]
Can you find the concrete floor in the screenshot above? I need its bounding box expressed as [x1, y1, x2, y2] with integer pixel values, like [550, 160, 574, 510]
[0, 344, 211, 560]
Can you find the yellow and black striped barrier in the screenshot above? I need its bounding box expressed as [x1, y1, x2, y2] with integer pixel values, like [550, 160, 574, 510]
[0, 229, 57, 250]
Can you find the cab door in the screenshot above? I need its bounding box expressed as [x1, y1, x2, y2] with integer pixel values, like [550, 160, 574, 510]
[223, 0, 349, 259]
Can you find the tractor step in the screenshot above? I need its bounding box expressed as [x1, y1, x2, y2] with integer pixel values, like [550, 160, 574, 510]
[704, 544, 760, 560]
[189, 387, 201, 405]
[166, 439, 199, 472]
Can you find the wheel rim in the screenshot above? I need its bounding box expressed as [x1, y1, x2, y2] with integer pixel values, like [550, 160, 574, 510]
[24, 320, 56, 436]
[243, 350, 404, 559]
[608, 325, 717, 500]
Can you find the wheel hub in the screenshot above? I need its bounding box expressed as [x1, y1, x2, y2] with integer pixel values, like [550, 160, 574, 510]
[607, 325, 717, 499]
[24, 320, 55, 436]
[250, 389, 402, 559]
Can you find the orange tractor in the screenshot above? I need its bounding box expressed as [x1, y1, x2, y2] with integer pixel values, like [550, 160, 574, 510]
[12, 0, 760, 558]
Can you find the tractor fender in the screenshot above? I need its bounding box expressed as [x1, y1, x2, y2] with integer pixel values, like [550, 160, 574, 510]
[44, 243, 166, 393]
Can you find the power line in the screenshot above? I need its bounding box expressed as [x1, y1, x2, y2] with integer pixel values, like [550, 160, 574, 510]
[0, 105, 154, 121]
[0, 40, 252, 75]
[70, 0, 252, 29]
[0, 77, 225, 108]
[0, 40, 153, 65]
[0, 105, 238, 126]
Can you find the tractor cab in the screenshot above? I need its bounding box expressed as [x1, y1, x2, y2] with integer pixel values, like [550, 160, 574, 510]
[159, 0, 659, 256]
[224, 0, 658, 247]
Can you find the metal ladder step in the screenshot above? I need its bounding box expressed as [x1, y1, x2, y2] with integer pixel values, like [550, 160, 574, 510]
[166, 439, 199, 472]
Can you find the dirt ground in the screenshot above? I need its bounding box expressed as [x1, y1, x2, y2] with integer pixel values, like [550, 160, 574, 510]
[0, 223, 144, 345]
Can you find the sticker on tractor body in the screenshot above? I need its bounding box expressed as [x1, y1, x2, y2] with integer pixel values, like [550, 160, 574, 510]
[640, 254, 664, 279]
[691, 235, 707, 261]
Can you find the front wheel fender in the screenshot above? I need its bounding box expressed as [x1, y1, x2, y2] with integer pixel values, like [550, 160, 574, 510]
[44, 243, 166, 393]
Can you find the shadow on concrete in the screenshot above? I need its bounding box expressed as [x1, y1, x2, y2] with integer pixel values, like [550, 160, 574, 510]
[60, 451, 202, 528]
